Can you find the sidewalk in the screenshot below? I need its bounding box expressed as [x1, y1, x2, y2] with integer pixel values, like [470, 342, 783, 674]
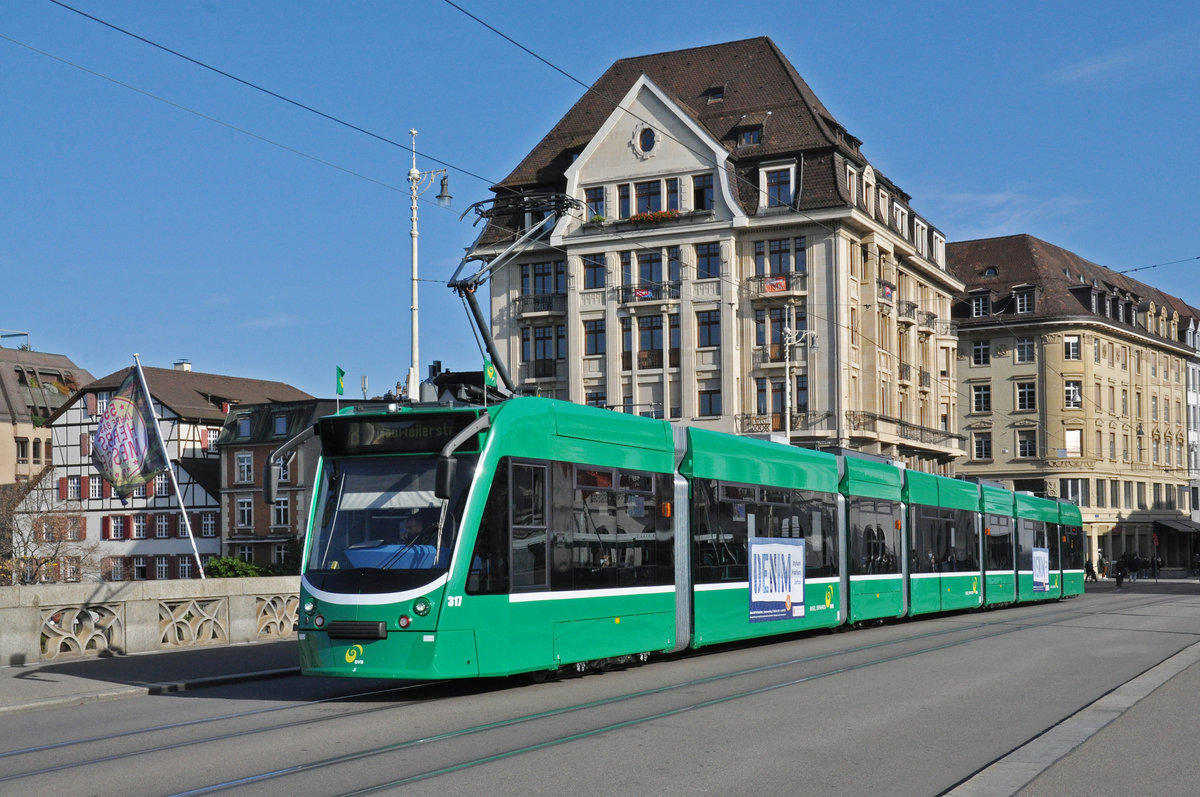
[0, 639, 299, 716]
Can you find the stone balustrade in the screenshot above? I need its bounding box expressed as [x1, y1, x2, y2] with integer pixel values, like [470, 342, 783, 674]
[0, 576, 298, 667]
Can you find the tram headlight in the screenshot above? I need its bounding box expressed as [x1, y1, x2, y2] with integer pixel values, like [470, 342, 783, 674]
[413, 597, 431, 617]
[313, 615, 326, 628]
[303, 599, 316, 615]
[398, 614, 412, 629]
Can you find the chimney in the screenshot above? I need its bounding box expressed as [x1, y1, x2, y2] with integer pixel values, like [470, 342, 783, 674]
[174, 359, 192, 372]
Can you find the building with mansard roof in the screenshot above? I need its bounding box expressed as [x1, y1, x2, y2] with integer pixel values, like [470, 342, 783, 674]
[948, 234, 1200, 569]
[40, 360, 312, 582]
[468, 36, 963, 470]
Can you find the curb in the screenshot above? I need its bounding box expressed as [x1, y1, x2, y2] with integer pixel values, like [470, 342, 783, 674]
[0, 666, 300, 717]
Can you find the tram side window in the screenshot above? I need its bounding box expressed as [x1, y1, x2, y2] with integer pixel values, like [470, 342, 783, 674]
[555, 464, 673, 591]
[511, 462, 548, 590]
[1061, 526, 1083, 570]
[909, 505, 979, 573]
[848, 498, 900, 575]
[467, 463, 510, 594]
[692, 479, 748, 583]
[472, 457, 674, 594]
[692, 479, 838, 583]
[1048, 524, 1061, 570]
[1016, 518, 1046, 571]
[984, 514, 1013, 571]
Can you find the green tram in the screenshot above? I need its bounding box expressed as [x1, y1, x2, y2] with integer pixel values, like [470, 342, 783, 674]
[286, 397, 1084, 680]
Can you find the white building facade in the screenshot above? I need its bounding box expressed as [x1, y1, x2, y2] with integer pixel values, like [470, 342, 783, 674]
[472, 39, 963, 471]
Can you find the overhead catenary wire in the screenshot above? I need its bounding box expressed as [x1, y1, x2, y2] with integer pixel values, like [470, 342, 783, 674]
[29, 0, 1199, 430]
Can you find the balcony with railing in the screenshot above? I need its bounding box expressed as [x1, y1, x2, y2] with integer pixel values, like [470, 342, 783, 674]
[845, 410, 964, 449]
[521, 359, 558, 380]
[738, 410, 832, 435]
[899, 362, 912, 382]
[621, 348, 680, 371]
[514, 293, 567, 316]
[898, 301, 918, 323]
[919, 368, 932, 389]
[877, 280, 897, 304]
[617, 281, 680, 304]
[747, 272, 808, 299]
[918, 311, 938, 331]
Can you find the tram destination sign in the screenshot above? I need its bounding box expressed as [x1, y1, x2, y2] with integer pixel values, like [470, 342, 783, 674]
[320, 411, 480, 456]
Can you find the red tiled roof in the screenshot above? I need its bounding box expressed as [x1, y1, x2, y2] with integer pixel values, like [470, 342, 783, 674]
[73, 365, 313, 423]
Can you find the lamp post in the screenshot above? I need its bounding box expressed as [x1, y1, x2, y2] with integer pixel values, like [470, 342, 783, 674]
[783, 327, 817, 442]
[407, 129, 452, 398]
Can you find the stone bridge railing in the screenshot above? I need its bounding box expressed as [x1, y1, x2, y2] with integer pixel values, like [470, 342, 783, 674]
[0, 576, 298, 667]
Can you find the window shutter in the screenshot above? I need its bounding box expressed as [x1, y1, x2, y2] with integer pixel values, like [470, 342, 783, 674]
[80, 432, 90, 456]
[146, 478, 154, 498]
[81, 476, 90, 497]
[101, 516, 110, 540]
[169, 556, 180, 580]
[124, 556, 134, 581]
[58, 478, 67, 500]
[200, 431, 208, 451]
[102, 481, 111, 499]
[171, 514, 179, 537]
[86, 392, 97, 416]
[125, 514, 133, 541]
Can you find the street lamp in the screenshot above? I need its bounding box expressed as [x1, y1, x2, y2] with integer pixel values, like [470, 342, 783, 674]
[783, 327, 817, 442]
[407, 128, 452, 398]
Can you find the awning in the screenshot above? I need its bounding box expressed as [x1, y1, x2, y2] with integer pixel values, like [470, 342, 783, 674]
[1155, 519, 1200, 534]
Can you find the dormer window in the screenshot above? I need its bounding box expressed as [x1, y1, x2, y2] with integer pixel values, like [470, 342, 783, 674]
[703, 84, 726, 103]
[847, 166, 858, 205]
[969, 292, 990, 317]
[984, 266, 998, 276]
[758, 162, 796, 210]
[863, 166, 875, 216]
[738, 127, 762, 146]
[1014, 287, 1035, 313]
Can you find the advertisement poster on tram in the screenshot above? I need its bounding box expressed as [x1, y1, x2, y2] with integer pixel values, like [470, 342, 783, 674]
[1032, 546, 1050, 591]
[749, 537, 806, 622]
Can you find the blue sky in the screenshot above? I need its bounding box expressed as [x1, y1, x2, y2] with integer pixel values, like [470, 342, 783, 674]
[3, 1, 1198, 398]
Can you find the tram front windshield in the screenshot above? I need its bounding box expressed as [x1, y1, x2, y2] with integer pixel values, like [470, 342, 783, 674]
[305, 454, 475, 592]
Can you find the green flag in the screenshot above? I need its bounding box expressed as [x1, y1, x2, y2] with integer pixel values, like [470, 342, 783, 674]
[336, 366, 345, 396]
[483, 359, 498, 388]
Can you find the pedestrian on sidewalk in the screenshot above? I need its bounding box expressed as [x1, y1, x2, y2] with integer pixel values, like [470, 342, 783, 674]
[1086, 558, 1097, 582]
[1115, 559, 1126, 588]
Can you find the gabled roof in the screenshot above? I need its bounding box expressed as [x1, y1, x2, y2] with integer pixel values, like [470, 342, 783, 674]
[497, 37, 859, 191]
[476, 36, 935, 253]
[47, 365, 313, 426]
[947, 234, 1200, 339]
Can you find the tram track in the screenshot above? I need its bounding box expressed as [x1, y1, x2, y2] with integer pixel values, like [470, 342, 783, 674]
[166, 597, 1142, 795]
[0, 593, 1171, 794]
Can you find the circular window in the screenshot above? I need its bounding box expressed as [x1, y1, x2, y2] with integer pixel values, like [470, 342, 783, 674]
[638, 127, 656, 153]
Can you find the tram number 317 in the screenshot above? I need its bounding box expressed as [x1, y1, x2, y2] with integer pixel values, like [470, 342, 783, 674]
[446, 595, 463, 608]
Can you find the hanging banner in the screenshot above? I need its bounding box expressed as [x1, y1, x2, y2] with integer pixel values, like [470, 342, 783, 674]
[91, 366, 167, 500]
